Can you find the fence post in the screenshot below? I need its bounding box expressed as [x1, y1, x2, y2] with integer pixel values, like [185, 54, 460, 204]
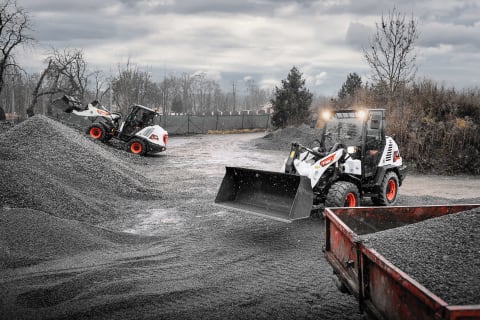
[187, 114, 190, 134]
[241, 112, 245, 129]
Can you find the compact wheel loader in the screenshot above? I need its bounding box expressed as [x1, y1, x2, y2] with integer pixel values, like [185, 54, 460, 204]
[215, 109, 407, 222]
[55, 95, 168, 155]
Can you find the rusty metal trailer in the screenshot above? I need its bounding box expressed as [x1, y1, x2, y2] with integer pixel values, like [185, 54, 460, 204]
[323, 205, 480, 320]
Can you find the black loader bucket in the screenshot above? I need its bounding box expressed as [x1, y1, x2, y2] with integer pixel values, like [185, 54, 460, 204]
[215, 167, 313, 223]
[51, 95, 84, 113]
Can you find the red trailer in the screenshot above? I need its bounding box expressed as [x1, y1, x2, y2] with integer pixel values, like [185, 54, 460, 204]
[323, 205, 480, 320]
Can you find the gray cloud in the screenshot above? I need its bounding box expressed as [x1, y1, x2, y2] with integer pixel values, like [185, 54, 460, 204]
[16, 0, 480, 96]
[345, 22, 372, 49]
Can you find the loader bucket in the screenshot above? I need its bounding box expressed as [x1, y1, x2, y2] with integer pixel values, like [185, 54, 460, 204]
[51, 95, 83, 113]
[51, 97, 74, 113]
[215, 167, 313, 223]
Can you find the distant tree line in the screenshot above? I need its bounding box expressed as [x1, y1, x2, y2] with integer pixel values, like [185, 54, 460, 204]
[0, 1, 273, 120]
[0, 48, 274, 120]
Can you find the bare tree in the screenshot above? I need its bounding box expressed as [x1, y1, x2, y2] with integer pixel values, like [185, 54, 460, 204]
[0, 0, 33, 97]
[111, 59, 158, 114]
[363, 7, 418, 96]
[27, 48, 89, 116]
[90, 69, 111, 103]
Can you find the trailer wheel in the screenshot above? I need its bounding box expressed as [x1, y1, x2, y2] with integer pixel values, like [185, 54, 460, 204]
[372, 171, 399, 206]
[127, 138, 147, 156]
[325, 181, 359, 207]
[87, 124, 106, 142]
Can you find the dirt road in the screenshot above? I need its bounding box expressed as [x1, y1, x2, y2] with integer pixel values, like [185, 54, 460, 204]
[1, 131, 479, 320]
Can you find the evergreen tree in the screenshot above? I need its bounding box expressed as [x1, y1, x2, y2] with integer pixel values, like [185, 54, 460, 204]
[171, 95, 183, 114]
[338, 73, 362, 99]
[271, 66, 313, 128]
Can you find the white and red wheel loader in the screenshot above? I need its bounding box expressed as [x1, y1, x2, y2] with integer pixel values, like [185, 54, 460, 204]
[215, 109, 407, 222]
[57, 95, 168, 156]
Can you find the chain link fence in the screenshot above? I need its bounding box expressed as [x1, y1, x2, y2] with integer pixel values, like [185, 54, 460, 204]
[53, 111, 272, 135]
[160, 113, 272, 134]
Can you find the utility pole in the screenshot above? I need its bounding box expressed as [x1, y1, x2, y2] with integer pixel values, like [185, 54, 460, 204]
[232, 81, 236, 113]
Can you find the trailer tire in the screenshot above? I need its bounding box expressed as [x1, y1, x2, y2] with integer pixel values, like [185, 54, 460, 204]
[127, 138, 147, 156]
[372, 171, 399, 206]
[87, 124, 106, 142]
[325, 181, 359, 208]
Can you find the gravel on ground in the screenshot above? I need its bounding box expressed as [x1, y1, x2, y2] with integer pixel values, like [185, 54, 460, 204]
[0, 118, 479, 319]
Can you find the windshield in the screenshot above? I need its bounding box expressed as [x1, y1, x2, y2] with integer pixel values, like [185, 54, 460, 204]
[322, 112, 364, 150]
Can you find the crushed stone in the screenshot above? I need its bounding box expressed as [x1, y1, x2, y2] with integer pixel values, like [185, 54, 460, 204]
[361, 208, 480, 305]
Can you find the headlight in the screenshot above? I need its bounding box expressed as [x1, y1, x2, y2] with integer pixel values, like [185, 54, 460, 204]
[356, 110, 366, 119]
[321, 110, 331, 121]
[347, 146, 357, 154]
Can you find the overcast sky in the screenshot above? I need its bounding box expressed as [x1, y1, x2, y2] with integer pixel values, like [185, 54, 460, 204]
[16, 0, 480, 96]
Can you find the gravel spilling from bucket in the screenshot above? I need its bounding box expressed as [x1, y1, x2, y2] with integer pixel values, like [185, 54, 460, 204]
[361, 208, 480, 305]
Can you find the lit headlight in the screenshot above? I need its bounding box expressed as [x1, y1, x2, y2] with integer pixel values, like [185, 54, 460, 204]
[356, 110, 366, 119]
[322, 110, 331, 121]
[347, 146, 357, 154]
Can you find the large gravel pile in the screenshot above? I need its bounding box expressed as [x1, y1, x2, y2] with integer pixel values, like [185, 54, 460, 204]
[360, 208, 480, 305]
[0, 207, 157, 268]
[253, 124, 323, 151]
[0, 115, 160, 224]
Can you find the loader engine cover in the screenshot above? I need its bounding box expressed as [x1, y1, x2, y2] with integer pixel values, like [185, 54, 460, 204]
[215, 167, 313, 223]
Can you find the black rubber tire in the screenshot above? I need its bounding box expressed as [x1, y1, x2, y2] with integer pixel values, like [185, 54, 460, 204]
[87, 124, 106, 142]
[371, 171, 399, 206]
[127, 138, 147, 156]
[325, 181, 359, 208]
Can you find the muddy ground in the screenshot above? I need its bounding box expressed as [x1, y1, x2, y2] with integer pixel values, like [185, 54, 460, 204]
[1, 118, 480, 320]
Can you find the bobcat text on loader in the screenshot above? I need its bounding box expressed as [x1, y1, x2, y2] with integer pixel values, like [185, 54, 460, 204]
[58, 95, 168, 156]
[215, 109, 407, 222]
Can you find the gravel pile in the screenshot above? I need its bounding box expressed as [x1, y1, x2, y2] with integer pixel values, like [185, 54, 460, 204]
[0, 121, 14, 134]
[0, 207, 157, 268]
[253, 124, 323, 151]
[360, 208, 480, 305]
[0, 115, 161, 223]
[0, 115, 163, 269]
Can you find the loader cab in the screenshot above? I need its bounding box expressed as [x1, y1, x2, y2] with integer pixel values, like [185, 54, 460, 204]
[320, 110, 365, 155]
[119, 105, 159, 140]
[320, 109, 386, 177]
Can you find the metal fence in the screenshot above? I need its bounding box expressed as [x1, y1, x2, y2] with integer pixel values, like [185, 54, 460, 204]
[160, 113, 272, 135]
[54, 112, 272, 135]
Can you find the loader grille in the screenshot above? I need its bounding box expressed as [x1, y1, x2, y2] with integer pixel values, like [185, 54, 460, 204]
[385, 142, 393, 162]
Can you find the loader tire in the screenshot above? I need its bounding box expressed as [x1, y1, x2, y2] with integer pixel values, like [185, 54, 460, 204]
[87, 124, 106, 142]
[127, 138, 147, 156]
[372, 171, 399, 206]
[325, 181, 359, 208]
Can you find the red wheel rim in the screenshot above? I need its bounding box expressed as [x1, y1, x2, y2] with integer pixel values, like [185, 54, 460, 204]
[345, 193, 356, 207]
[89, 127, 102, 139]
[386, 179, 397, 201]
[130, 142, 142, 154]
